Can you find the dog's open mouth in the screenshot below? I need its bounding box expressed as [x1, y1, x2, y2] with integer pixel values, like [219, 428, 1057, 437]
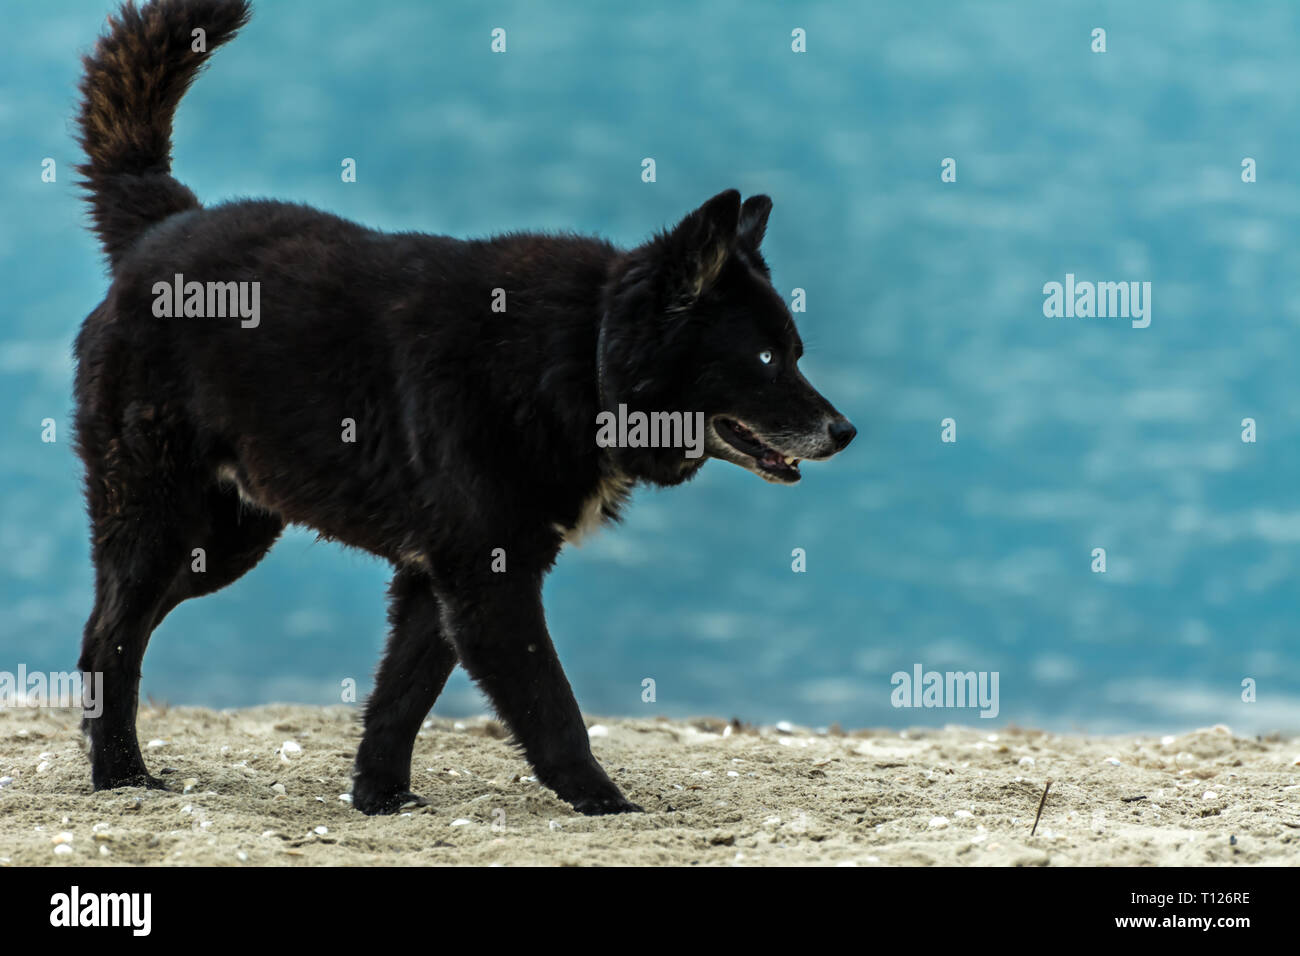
[713, 418, 801, 483]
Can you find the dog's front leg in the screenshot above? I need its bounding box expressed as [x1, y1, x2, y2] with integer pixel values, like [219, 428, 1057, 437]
[437, 572, 642, 815]
[352, 567, 459, 815]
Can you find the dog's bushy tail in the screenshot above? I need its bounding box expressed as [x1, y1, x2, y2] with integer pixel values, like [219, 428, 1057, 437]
[75, 0, 251, 267]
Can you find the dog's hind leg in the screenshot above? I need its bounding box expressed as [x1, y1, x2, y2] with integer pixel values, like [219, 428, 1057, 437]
[436, 572, 641, 816]
[80, 578, 174, 790]
[78, 444, 200, 791]
[79, 452, 281, 791]
[352, 566, 458, 815]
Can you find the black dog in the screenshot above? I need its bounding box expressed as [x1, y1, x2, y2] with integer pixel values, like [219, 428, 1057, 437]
[72, 0, 855, 815]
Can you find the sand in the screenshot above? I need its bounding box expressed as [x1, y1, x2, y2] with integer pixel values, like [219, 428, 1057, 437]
[0, 704, 1297, 866]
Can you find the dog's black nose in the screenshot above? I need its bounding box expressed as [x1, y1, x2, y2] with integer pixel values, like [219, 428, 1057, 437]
[828, 419, 856, 451]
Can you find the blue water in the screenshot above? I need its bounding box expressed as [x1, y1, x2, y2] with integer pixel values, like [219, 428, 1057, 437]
[4, 0, 1300, 733]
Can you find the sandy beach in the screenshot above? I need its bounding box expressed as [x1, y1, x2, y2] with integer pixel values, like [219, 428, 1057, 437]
[0, 704, 1297, 866]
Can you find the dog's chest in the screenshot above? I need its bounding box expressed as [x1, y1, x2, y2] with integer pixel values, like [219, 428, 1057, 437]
[556, 473, 630, 546]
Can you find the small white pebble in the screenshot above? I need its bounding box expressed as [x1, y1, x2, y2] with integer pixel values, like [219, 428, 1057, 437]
[270, 783, 286, 795]
[314, 826, 328, 835]
[954, 810, 974, 819]
[53, 844, 73, 856]
[236, 851, 248, 862]
[726, 771, 739, 777]
[98, 845, 110, 857]
[52, 832, 74, 845]
[36, 762, 49, 774]
[1160, 735, 1176, 747]
[928, 816, 950, 829]
[450, 818, 471, 827]
[586, 724, 609, 738]
[776, 721, 794, 733]
[1018, 757, 1035, 767]
[548, 820, 562, 831]
[1203, 790, 1218, 800]
[146, 739, 166, 749]
[1104, 757, 1122, 766]
[338, 793, 352, 803]
[182, 778, 198, 794]
[0, 776, 13, 788]
[180, 805, 192, 814]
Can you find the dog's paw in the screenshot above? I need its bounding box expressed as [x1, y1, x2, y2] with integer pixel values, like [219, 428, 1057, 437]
[570, 794, 644, 816]
[93, 771, 171, 793]
[542, 760, 642, 815]
[351, 782, 429, 816]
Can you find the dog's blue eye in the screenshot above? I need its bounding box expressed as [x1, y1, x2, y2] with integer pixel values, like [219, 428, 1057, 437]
[759, 351, 773, 365]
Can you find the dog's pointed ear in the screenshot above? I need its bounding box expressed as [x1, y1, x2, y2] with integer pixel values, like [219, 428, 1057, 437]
[663, 189, 741, 305]
[738, 194, 772, 248]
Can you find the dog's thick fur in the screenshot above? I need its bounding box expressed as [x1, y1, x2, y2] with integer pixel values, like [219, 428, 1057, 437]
[72, 0, 855, 815]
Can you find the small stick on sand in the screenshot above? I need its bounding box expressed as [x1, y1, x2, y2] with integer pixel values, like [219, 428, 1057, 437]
[1030, 779, 1053, 836]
